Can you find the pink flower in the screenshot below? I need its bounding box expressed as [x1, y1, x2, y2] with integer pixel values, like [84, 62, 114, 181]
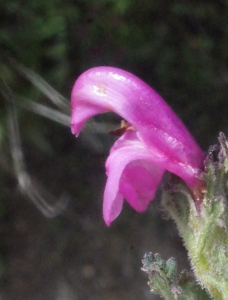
[71, 66, 205, 225]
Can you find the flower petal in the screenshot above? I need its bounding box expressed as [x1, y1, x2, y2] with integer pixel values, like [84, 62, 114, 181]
[71, 66, 205, 187]
[120, 160, 164, 211]
[103, 131, 165, 225]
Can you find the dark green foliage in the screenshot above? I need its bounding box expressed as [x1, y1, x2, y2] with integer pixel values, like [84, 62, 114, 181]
[1, 0, 228, 147]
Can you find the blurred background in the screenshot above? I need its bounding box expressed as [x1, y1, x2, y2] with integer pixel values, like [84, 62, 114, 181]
[0, 0, 228, 299]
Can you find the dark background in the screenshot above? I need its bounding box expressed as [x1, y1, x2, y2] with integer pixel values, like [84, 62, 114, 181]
[0, 1, 228, 299]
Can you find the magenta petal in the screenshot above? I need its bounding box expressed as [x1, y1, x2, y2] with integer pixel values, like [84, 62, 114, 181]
[119, 160, 163, 211]
[71, 66, 206, 225]
[71, 104, 106, 136]
[71, 66, 205, 188]
[103, 132, 165, 226]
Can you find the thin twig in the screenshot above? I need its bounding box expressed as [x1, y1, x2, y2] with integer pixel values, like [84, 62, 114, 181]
[0, 79, 69, 218]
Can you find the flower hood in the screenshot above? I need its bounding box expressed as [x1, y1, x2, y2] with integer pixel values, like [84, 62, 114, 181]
[71, 66, 205, 225]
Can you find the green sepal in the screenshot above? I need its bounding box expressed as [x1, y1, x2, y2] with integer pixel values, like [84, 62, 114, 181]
[142, 253, 210, 300]
[161, 132, 228, 299]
